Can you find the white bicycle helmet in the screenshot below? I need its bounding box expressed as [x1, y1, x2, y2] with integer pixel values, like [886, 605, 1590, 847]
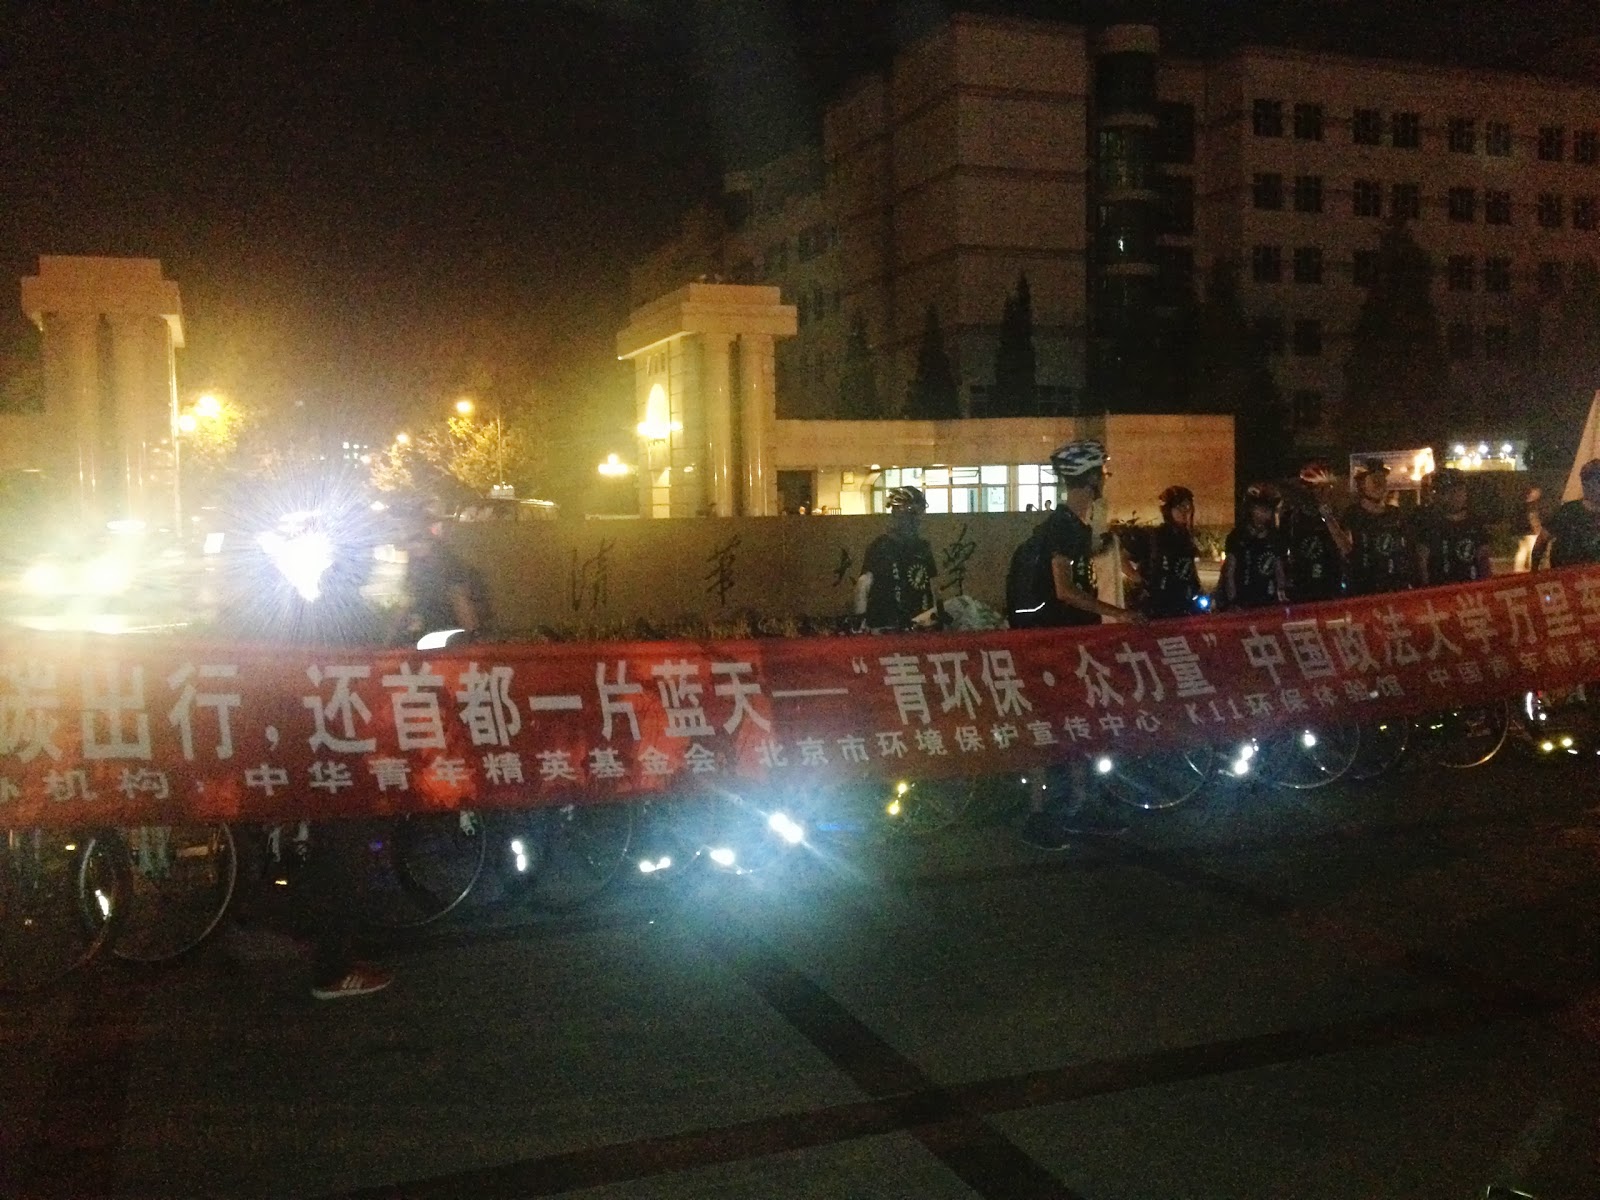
[1048, 440, 1107, 479]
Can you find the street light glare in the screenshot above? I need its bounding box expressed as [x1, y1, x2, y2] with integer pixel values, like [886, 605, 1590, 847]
[395, 431, 411, 446]
[455, 398, 474, 416]
[176, 412, 198, 433]
[194, 393, 222, 419]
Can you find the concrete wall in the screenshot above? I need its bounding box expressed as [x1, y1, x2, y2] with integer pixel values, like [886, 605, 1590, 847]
[445, 513, 1061, 633]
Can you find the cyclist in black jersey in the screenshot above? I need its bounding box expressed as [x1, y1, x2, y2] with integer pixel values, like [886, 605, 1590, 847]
[1220, 483, 1288, 609]
[1417, 468, 1492, 586]
[1546, 459, 1600, 568]
[1281, 459, 1351, 602]
[1344, 458, 1416, 596]
[1140, 485, 1205, 618]
[855, 485, 941, 631]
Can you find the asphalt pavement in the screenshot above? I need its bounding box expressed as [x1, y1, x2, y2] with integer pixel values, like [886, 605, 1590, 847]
[4, 752, 1600, 1199]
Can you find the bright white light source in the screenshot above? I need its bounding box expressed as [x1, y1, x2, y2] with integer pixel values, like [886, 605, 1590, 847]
[1300, 731, 1318, 749]
[203, 532, 225, 555]
[95, 889, 111, 918]
[1540, 740, 1555, 753]
[767, 811, 805, 845]
[417, 628, 465, 650]
[1094, 756, 1114, 775]
[638, 858, 659, 874]
[1231, 757, 1252, 777]
[21, 562, 64, 595]
[895, 780, 909, 796]
[1561, 735, 1575, 749]
[257, 525, 333, 602]
[709, 847, 737, 868]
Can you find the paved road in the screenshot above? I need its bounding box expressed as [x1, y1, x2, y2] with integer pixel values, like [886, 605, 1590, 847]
[5, 755, 1600, 1199]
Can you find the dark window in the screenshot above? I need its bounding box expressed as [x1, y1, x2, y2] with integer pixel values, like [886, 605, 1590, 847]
[1539, 126, 1565, 161]
[1353, 178, 1383, 217]
[1447, 322, 1474, 360]
[1448, 187, 1476, 222]
[1576, 197, 1598, 231]
[1484, 256, 1512, 292]
[1392, 183, 1421, 221]
[1294, 174, 1324, 213]
[1485, 190, 1513, 225]
[1538, 260, 1564, 297]
[1293, 318, 1323, 356]
[1353, 107, 1383, 145]
[1576, 129, 1600, 166]
[1252, 244, 1283, 283]
[1096, 51, 1156, 114]
[1253, 99, 1283, 137]
[1097, 127, 1154, 191]
[1253, 172, 1284, 210]
[1292, 389, 1324, 428]
[1486, 121, 1513, 156]
[1448, 118, 1476, 153]
[1256, 316, 1286, 355]
[1156, 245, 1195, 304]
[1353, 249, 1379, 287]
[1159, 174, 1195, 234]
[1484, 325, 1511, 360]
[1294, 102, 1324, 141]
[1538, 193, 1564, 228]
[1293, 246, 1324, 284]
[1391, 111, 1421, 148]
[1447, 255, 1475, 291]
[1156, 102, 1196, 164]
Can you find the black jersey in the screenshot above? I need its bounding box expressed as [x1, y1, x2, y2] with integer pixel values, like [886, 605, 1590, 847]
[1142, 521, 1202, 618]
[1419, 511, 1490, 584]
[1547, 500, 1600, 568]
[1280, 503, 1344, 602]
[1344, 503, 1415, 596]
[1222, 526, 1287, 609]
[861, 531, 938, 630]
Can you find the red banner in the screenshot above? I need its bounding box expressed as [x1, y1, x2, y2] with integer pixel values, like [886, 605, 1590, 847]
[5, 567, 1600, 827]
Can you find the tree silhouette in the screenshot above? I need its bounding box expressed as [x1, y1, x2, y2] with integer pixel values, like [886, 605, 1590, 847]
[1343, 217, 1450, 450]
[1188, 260, 1288, 487]
[906, 305, 960, 420]
[836, 311, 881, 419]
[992, 273, 1038, 416]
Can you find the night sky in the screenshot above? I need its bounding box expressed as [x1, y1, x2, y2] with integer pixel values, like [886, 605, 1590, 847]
[3, 0, 1596, 482]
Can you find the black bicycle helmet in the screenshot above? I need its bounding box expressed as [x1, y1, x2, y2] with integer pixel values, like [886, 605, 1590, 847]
[1243, 482, 1281, 509]
[886, 485, 928, 513]
[1159, 485, 1194, 512]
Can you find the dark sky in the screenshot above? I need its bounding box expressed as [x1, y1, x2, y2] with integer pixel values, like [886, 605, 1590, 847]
[3, 0, 1596, 470]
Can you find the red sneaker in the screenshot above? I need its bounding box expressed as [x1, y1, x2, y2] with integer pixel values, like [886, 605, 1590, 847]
[311, 963, 393, 1001]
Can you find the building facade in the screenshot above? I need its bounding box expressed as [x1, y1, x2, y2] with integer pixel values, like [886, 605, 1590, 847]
[634, 12, 1600, 454]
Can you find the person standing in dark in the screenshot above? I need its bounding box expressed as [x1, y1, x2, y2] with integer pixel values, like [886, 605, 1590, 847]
[1219, 484, 1289, 609]
[1546, 460, 1600, 567]
[854, 486, 941, 631]
[1281, 460, 1351, 603]
[1514, 485, 1548, 572]
[1417, 468, 1492, 586]
[1343, 459, 1416, 596]
[1140, 485, 1204, 619]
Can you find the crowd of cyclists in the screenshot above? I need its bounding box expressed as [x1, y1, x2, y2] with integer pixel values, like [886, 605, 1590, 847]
[852, 441, 1600, 849]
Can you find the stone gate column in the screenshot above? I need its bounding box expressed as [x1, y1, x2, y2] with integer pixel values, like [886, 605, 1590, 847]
[739, 333, 778, 516]
[703, 333, 737, 517]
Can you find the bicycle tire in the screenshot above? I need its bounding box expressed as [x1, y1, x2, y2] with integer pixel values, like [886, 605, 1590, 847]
[1, 827, 130, 993]
[1260, 722, 1361, 790]
[104, 823, 239, 965]
[1419, 701, 1511, 769]
[525, 802, 634, 913]
[1100, 745, 1216, 811]
[1345, 718, 1411, 782]
[363, 811, 488, 929]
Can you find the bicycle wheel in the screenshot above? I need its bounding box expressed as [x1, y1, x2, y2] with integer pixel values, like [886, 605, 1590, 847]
[361, 811, 487, 929]
[880, 774, 978, 835]
[1098, 745, 1216, 811]
[106, 823, 239, 965]
[525, 802, 634, 913]
[2, 828, 130, 993]
[1418, 700, 1511, 769]
[1346, 718, 1410, 782]
[1259, 722, 1361, 790]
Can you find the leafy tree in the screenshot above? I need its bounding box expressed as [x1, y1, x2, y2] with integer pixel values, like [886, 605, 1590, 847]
[1343, 217, 1450, 450]
[1188, 260, 1288, 487]
[415, 410, 538, 501]
[836, 312, 881, 419]
[905, 305, 960, 420]
[992, 273, 1037, 416]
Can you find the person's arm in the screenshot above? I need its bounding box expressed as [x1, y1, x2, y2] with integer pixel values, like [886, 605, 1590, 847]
[1051, 553, 1141, 622]
[1415, 537, 1432, 588]
[1274, 551, 1290, 602]
[853, 571, 873, 616]
[1475, 543, 1493, 580]
[1323, 508, 1353, 559]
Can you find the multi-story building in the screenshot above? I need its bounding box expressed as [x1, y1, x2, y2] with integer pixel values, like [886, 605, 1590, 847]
[634, 12, 1600, 457]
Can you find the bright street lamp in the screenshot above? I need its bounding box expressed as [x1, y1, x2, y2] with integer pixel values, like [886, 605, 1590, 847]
[598, 453, 632, 477]
[395, 431, 411, 446]
[194, 392, 223, 420]
[455, 398, 474, 416]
